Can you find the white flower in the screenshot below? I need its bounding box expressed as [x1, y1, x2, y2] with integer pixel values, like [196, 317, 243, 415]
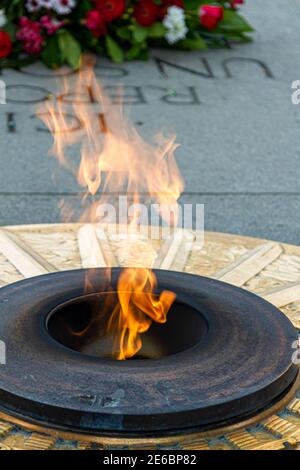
[51, 0, 76, 15]
[163, 6, 188, 45]
[165, 5, 185, 23]
[26, 0, 42, 12]
[40, 0, 54, 8]
[0, 9, 6, 27]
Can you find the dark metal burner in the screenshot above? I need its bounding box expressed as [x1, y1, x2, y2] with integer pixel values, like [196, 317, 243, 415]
[0, 268, 298, 437]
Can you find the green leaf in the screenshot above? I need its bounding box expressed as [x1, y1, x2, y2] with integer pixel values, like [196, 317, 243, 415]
[184, 0, 203, 9]
[5, 0, 24, 21]
[126, 44, 149, 61]
[138, 49, 149, 61]
[75, 0, 93, 16]
[133, 24, 148, 43]
[58, 30, 82, 69]
[126, 44, 143, 60]
[116, 26, 131, 41]
[105, 36, 124, 63]
[221, 31, 252, 43]
[0, 56, 36, 70]
[177, 36, 207, 50]
[42, 35, 63, 69]
[220, 11, 254, 33]
[235, 33, 252, 43]
[2, 22, 16, 40]
[72, 24, 96, 49]
[147, 22, 166, 38]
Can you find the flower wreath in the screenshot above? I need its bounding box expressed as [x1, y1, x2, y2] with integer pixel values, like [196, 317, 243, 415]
[0, 1, 253, 69]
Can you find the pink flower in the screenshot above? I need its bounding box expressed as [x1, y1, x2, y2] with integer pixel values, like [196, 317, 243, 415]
[40, 15, 63, 35]
[17, 17, 43, 55]
[199, 5, 224, 30]
[23, 35, 44, 54]
[18, 17, 41, 34]
[86, 10, 107, 37]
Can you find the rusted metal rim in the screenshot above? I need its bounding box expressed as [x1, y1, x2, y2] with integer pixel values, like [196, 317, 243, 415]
[0, 268, 298, 437]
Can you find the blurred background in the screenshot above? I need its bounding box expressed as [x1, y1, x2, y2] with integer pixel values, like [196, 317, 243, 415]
[0, 0, 300, 244]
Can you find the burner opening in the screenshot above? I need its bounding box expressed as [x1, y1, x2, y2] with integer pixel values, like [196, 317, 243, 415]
[47, 293, 207, 360]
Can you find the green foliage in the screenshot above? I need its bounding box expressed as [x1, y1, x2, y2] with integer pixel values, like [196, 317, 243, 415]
[177, 35, 207, 50]
[4, 0, 24, 21]
[220, 10, 255, 33]
[0, 57, 32, 69]
[73, 0, 93, 17]
[147, 22, 166, 39]
[117, 27, 131, 41]
[126, 43, 144, 60]
[41, 35, 63, 69]
[2, 22, 17, 40]
[105, 36, 124, 63]
[58, 30, 82, 69]
[184, 0, 203, 9]
[133, 24, 148, 43]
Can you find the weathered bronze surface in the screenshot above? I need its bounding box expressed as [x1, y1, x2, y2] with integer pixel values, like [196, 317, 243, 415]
[0, 268, 297, 437]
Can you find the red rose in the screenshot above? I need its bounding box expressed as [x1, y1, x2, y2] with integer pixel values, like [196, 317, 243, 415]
[158, 0, 184, 20]
[134, 0, 159, 27]
[94, 0, 126, 23]
[0, 31, 12, 59]
[230, 0, 244, 8]
[86, 10, 107, 37]
[200, 5, 224, 30]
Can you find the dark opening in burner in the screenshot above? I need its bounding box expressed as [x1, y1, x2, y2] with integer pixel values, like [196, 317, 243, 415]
[47, 293, 207, 360]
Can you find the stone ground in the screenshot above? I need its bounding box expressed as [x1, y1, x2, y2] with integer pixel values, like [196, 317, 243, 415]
[0, 0, 300, 244]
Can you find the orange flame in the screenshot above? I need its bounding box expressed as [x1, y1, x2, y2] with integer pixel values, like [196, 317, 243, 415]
[108, 268, 176, 360]
[39, 55, 183, 360]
